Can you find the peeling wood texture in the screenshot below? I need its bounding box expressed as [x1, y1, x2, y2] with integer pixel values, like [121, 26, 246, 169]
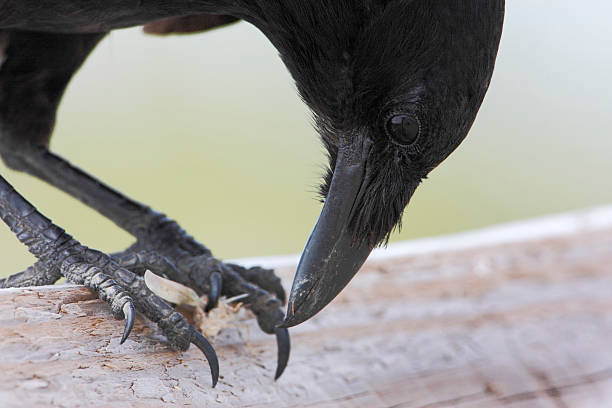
[2, 206, 612, 407]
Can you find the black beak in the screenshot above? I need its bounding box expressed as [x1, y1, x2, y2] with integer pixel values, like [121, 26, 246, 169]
[280, 136, 373, 328]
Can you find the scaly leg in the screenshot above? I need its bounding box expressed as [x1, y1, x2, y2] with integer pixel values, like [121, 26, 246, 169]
[0, 175, 219, 384]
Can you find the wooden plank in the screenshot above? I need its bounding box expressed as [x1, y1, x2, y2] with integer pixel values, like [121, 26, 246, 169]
[1, 206, 612, 407]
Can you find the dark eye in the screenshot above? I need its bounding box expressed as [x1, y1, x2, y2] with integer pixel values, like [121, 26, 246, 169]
[385, 114, 420, 146]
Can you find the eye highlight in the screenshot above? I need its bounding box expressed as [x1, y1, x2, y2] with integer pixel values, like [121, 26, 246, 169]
[385, 114, 420, 146]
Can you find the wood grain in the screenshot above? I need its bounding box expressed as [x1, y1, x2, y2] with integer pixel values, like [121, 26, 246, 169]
[1, 207, 612, 407]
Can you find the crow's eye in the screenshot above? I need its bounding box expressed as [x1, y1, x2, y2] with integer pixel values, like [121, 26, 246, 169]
[385, 114, 420, 146]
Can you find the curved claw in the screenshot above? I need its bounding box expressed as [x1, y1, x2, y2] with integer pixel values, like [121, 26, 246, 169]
[120, 301, 135, 344]
[190, 328, 220, 387]
[274, 327, 291, 380]
[205, 271, 223, 312]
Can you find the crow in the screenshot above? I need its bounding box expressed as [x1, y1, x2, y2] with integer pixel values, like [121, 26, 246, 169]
[0, 1, 505, 387]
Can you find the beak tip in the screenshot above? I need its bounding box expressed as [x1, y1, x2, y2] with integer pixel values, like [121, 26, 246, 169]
[275, 319, 294, 329]
[276, 305, 301, 329]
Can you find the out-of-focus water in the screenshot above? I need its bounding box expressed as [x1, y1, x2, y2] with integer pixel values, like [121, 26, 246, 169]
[1, 2, 611, 276]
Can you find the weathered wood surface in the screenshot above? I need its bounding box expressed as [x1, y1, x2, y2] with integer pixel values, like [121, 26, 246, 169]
[1, 206, 612, 407]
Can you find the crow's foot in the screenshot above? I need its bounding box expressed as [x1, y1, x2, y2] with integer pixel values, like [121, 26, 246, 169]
[111, 213, 290, 379]
[0, 176, 288, 386]
[0, 240, 220, 386]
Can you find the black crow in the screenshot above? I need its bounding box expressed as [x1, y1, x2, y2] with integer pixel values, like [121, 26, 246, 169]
[0, 0, 505, 387]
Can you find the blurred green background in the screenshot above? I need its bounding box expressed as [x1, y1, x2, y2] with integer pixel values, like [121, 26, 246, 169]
[1, 2, 611, 277]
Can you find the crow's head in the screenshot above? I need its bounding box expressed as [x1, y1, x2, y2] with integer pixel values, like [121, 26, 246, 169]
[244, 0, 505, 326]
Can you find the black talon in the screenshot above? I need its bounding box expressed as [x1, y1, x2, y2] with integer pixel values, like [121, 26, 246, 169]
[120, 301, 135, 344]
[190, 328, 220, 387]
[205, 271, 222, 312]
[274, 327, 291, 380]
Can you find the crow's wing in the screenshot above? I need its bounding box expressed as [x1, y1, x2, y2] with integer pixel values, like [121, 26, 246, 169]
[143, 14, 239, 35]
